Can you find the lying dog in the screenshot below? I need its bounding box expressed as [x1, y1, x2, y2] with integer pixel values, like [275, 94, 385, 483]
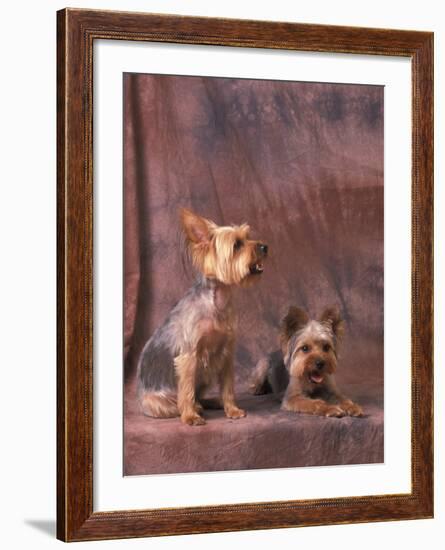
[249, 306, 363, 418]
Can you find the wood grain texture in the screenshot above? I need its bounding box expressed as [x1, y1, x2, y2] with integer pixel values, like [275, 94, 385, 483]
[56, 8, 434, 542]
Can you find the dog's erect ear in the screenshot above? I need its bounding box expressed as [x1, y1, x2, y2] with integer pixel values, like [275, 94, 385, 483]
[180, 208, 215, 245]
[320, 306, 344, 340]
[280, 306, 309, 343]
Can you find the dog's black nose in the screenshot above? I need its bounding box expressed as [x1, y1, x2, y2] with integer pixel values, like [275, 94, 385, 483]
[315, 359, 325, 370]
[257, 243, 268, 256]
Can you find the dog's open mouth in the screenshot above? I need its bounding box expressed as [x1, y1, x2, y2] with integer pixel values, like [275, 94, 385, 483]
[309, 372, 324, 384]
[249, 262, 264, 275]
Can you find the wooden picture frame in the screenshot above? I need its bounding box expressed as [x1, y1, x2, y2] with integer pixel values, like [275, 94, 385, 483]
[57, 8, 433, 542]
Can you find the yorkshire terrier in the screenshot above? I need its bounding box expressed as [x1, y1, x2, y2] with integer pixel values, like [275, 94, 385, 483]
[249, 306, 363, 417]
[137, 208, 268, 426]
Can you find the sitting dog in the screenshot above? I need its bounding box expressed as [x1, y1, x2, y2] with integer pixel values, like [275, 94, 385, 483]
[249, 306, 363, 418]
[137, 208, 268, 426]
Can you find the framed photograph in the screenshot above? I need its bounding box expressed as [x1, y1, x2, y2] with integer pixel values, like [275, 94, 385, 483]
[57, 8, 433, 542]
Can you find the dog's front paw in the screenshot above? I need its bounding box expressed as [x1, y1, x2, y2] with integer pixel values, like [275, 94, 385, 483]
[341, 400, 364, 417]
[225, 406, 247, 419]
[182, 413, 206, 426]
[324, 405, 346, 418]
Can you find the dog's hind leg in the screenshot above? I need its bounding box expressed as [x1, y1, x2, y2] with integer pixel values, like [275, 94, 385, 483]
[139, 391, 179, 418]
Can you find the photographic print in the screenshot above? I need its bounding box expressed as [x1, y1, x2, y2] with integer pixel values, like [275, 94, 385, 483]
[57, 10, 433, 540]
[123, 73, 384, 476]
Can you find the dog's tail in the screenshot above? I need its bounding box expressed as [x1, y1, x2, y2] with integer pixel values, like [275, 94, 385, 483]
[249, 356, 272, 395]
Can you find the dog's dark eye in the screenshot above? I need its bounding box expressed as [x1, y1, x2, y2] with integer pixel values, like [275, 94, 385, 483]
[301, 345, 310, 353]
[323, 344, 330, 352]
[233, 239, 243, 251]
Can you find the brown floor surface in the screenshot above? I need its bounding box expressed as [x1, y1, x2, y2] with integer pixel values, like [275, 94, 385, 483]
[124, 378, 383, 476]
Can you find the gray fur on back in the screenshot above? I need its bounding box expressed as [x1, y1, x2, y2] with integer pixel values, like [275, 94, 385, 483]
[137, 336, 176, 393]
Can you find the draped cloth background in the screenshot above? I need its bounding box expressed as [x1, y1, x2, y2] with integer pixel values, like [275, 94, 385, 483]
[123, 73, 384, 475]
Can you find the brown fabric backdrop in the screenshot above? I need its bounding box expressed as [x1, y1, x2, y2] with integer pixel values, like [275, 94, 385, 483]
[124, 73, 383, 394]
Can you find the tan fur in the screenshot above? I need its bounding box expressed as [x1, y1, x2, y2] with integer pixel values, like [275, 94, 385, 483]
[174, 353, 206, 425]
[140, 391, 179, 418]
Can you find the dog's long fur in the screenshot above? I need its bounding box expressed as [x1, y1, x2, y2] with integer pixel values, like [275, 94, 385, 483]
[250, 306, 363, 418]
[137, 208, 268, 426]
